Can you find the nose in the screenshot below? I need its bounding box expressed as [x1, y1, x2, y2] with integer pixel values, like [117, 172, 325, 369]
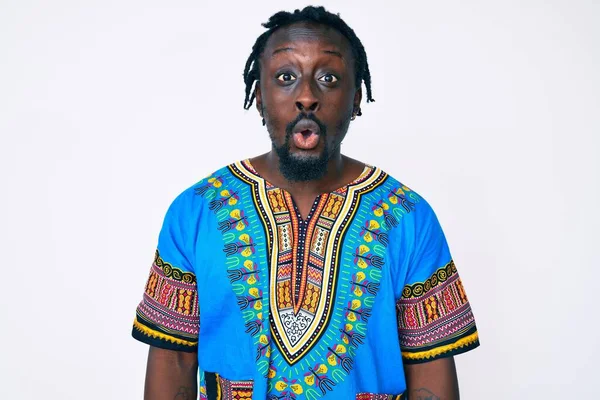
[295, 81, 320, 112]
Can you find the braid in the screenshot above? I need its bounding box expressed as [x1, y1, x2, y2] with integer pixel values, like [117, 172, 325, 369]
[243, 31, 270, 110]
[242, 6, 375, 114]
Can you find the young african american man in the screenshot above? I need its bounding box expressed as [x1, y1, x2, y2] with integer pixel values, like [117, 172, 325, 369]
[132, 6, 479, 400]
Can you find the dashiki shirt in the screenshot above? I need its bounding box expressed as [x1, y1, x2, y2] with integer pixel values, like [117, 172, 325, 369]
[132, 159, 479, 400]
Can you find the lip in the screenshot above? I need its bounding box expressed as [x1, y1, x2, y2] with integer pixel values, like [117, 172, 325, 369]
[292, 119, 321, 136]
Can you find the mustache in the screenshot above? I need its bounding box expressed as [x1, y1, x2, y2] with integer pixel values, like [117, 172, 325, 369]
[285, 113, 327, 138]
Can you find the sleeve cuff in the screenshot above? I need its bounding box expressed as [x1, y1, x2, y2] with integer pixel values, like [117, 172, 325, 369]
[132, 315, 198, 352]
[397, 261, 480, 364]
[131, 250, 199, 352]
[401, 327, 479, 364]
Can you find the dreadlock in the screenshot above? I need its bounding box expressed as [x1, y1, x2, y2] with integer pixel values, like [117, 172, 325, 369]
[242, 6, 374, 116]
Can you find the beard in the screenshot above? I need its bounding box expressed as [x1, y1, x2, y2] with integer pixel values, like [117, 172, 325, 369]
[271, 113, 330, 182]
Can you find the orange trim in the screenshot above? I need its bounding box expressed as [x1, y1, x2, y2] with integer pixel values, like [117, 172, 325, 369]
[295, 194, 329, 314]
[284, 191, 300, 313]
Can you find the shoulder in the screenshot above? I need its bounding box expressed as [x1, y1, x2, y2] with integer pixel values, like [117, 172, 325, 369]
[371, 168, 437, 222]
[167, 163, 237, 215]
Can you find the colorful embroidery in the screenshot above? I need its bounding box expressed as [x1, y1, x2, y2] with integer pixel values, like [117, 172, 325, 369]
[188, 161, 477, 398]
[397, 261, 479, 363]
[261, 167, 381, 366]
[203, 372, 254, 400]
[153, 249, 197, 284]
[132, 250, 199, 351]
[355, 394, 405, 400]
[227, 161, 401, 398]
[195, 169, 272, 377]
[270, 189, 340, 362]
[199, 371, 208, 400]
[387, 186, 415, 213]
[401, 260, 457, 299]
[303, 363, 336, 395]
[133, 160, 480, 399]
[359, 220, 389, 246]
[195, 175, 224, 196]
[217, 374, 253, 400]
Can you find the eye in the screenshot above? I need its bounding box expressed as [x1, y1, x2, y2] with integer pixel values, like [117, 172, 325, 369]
[276, 73, 296, 82]
[318, 74, 338, 83]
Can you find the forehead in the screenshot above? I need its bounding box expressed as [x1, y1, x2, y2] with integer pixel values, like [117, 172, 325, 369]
[261, 22, 354, 63]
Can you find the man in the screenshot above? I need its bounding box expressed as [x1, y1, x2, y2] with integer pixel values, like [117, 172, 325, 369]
[132, 6, 479, 400]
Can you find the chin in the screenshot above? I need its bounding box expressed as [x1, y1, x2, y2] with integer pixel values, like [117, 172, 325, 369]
[276, 145, 329, 182]
[289, 148, 326, 161]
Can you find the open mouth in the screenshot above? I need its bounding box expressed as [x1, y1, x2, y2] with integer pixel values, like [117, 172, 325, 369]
[291, 120, 321, 150]
[301, 129, 313, 137]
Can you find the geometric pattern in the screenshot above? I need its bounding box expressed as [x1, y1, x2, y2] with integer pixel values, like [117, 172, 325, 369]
[247, 162, 375, 366]
[397, 261, 479, 363]
[132, 250, 199, 352]
[217, 374, 253, 400]
[224, 160, 396, 399]
[355, 394, 406, 400]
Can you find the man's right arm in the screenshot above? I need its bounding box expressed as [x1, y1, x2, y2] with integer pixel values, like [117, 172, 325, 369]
[144, 346, 198, 400]
[133, 192, 201, 398]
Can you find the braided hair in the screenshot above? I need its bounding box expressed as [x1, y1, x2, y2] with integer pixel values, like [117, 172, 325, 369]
[242, 6, 374, 117]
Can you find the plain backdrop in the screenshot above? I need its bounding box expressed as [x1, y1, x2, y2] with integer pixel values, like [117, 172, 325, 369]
[1, 0, 598, 399]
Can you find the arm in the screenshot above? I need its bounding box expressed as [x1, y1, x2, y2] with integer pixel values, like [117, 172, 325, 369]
[144, 346, 198, 400]
[394, 193, 478, 399]
[404, 357, 459, 400]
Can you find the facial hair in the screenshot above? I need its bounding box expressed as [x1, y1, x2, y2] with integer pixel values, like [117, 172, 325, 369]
[271, 113, 330, 182]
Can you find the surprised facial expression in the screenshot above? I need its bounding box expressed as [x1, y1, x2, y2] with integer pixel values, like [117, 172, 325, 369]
[256, 22, 362, 180]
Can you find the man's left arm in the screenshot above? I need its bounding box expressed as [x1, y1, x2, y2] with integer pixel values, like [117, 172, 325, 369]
[404, 357, 459, 400]
[395, 194, 479, 399]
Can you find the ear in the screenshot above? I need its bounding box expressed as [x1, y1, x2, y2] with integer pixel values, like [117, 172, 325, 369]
[353, 87, 362, 115]
[255, 83, 263, 116]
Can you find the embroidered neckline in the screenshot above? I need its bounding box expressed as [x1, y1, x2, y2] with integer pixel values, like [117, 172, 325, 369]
[226, 160, 388, 366]
[240, 158, 374, 196]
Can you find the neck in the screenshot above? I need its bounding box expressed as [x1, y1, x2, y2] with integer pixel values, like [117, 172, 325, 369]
[263, 149, 346, 195]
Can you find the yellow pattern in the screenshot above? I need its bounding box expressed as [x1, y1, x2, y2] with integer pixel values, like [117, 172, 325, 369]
[209, 177, 222, 188]
[216, 373, 222, 400]
[132, 319, 198, 346]
[302, 283, 320, 313]
[401, 331, 479, 360]
[234, 160, 384, 367]
[321, 194, 344, 219]
[267, 188, 286, 212]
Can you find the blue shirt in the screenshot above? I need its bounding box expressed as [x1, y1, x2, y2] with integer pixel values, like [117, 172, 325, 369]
[132, 160, 479, 400]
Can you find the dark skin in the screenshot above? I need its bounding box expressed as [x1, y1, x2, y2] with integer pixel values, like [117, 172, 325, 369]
[405, 357, 460, 399]
[253, 22, 461, 399]
[252, 22, 364, 219]
[143, 22, 460, 400]
[144, 347, 198, 400]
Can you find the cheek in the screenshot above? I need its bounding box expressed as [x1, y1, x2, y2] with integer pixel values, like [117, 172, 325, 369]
[323, 83, 355, 113]
[264, 110, 285, 137]
[262, 88, 295, 126]
[262, 100, 288, 142]
[323, 94, 354, 126]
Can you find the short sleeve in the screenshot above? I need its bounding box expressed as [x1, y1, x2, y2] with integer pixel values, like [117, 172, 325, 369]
[396, 200, 479, 364]
[131, 193, 199, 352]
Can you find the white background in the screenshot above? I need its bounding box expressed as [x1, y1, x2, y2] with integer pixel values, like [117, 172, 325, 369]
[1, 0, 598, 398]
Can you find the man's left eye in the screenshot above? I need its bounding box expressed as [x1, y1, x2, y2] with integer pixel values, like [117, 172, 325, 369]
[318, 74, 338, 83]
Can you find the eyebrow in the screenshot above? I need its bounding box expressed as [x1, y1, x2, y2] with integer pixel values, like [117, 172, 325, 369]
[323, 50, 344, 59]
[270, 47, 345, 59]
[271, 47, 293, 57]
